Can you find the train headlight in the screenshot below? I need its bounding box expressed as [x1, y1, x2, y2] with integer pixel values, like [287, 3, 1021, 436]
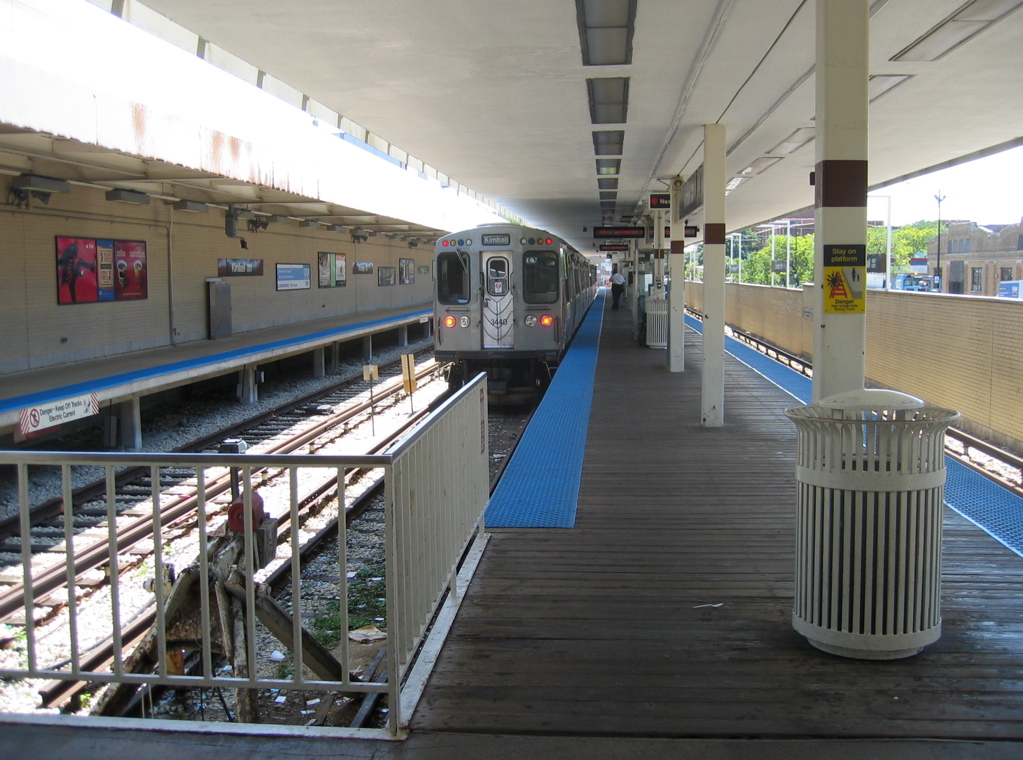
[524, 314, 537, 327]
[458, 315, 471, 328]
[539, 314, 554, 327]
[443, 316, 457, 328]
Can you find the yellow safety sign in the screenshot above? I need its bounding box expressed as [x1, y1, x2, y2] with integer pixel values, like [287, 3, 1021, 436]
[823, 244, 866, 314]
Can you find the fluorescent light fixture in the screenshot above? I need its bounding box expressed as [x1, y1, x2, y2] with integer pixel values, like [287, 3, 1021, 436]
[106, 189, 150, 205]
[12, 174, 71, 194]
[768, 127, 815, 155]
[726, 176, 748, 192]
[596, 158, 621, 175]
[587, 77, 629, 124]
[600, 191, 617, 201]
[299, 219, 321, 228]
[267, 215, 291, 224]
[892, 0, 1023, 62]
[577, 0, 636, 65]
[598, 178, 619, 190]
[741, 157, 782, 175]
[593, 130, 625, 156]
[868, 74, 912, 102]
[172, 199, 209, 213]
[234, 209, 255, 219]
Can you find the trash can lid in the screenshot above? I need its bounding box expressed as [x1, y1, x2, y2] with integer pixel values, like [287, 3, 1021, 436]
[818, 388, 924, 411]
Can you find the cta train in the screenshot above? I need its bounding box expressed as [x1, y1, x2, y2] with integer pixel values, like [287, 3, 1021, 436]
[434, 224, 597, 401]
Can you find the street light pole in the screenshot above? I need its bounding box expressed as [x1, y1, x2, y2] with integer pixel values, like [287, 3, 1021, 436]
[934, 191, 945, 292]
[785, 218, 792, 288]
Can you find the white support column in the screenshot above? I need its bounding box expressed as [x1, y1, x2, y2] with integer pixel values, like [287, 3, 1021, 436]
[238, 365, 259, 405]
[328, 342, 340, 372]
[312, 347, 326, 379]
[629, 240, 641, 337]
[118, 397, 142, 451]
[812, 0, 869, 402]
[702, 123, 726, 427]
[667, 184, 686, 371]
[651, 209, 666, 299]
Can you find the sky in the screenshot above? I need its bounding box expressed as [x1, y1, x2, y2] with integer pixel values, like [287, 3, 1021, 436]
[868, 145, 1023, 228]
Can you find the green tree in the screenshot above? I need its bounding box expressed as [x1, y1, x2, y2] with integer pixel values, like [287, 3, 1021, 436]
[894, 221, 941, 271]
[741, 234, 814, 286]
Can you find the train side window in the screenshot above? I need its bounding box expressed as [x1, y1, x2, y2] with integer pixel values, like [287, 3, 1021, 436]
[437, 251, 470, 304]
[523, 250, 559, 303]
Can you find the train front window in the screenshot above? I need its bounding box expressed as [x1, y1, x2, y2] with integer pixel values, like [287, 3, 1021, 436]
[487, 257, 510, 296]
[437, 251, 470, 304]
[523, 250, 558, 304]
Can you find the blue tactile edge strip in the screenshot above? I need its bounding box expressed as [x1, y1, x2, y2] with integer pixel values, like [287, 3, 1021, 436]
[0, 309, 432, 415]
[685, 312, 1023, 559]
[485, 292, 606, 528]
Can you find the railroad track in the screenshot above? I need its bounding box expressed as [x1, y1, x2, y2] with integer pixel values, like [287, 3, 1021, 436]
[0, 349, 436, 546]
[690, 310, 1023, 496]
[0, 357, 447, 628]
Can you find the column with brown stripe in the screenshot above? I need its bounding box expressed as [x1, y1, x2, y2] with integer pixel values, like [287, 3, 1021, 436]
[812, 0, 868, 402]
[702, 123, 726, 427]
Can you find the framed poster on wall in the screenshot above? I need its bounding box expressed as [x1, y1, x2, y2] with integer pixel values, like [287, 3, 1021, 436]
[276, 263, 311, 291]
[399, 258, 415, 284]
[56, 237, 99, 304]
[317, 252, 347, 287]
[378, 266, 395, 286]
[114, 240, 148, 300]
[57, 236, 148, 304]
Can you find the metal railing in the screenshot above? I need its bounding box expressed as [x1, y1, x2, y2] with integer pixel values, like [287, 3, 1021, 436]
[0, 374, 489, 738]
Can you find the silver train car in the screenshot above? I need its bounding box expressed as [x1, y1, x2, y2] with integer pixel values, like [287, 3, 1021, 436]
[434, 224, 597, 401]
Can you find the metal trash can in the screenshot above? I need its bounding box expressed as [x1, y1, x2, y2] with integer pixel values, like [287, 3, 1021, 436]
[784, 389, 960, 659]
[645, 296, 668, 348]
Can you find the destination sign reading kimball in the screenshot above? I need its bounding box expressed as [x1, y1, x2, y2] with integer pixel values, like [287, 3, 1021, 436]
[594, 226, 645, 239]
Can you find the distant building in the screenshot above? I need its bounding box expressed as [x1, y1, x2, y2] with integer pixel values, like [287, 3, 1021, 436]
[927, 218, 1023, 295]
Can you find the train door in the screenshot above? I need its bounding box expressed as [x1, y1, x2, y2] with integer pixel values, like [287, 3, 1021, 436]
[481, 252, 514, 349]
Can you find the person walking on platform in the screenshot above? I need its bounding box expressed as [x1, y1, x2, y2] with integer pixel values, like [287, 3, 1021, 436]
[610, 269, 626, 311]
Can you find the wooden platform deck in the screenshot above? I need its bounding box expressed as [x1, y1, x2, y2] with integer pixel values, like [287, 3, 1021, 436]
[411, 296, 1023, 740]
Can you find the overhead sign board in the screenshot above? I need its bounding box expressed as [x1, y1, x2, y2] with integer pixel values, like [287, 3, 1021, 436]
[599, 244, 631, 251]
[649, 193, 671, 209]
[594, 226, 644, 239]
[679, 165, 703, 220]
[481, 233, 511, 245]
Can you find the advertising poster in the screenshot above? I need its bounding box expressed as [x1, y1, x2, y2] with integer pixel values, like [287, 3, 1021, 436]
[317, 252, 347, 287]
[378, 266, 395, 286]
[335, 252, 347, 286]
[353, 262, 374, 274]
[56, 237, 99, 304]
[114, 240, 148, 300]
[823, 244, 866, 314]
[399, 258, 415, 285]
[276, 263, 311, 290]
[96, 239, 116, 301]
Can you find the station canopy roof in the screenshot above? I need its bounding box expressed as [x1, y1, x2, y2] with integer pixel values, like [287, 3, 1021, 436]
[2, 0, 1021, 254]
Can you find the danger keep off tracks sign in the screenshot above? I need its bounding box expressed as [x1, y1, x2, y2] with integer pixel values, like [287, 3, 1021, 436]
[823, 244, 866, 314]
[19, 393, 99, 436]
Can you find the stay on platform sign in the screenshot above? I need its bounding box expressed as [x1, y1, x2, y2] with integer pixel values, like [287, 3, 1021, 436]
[823, 244, 866, 314]
[20, 393, 99, 435]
